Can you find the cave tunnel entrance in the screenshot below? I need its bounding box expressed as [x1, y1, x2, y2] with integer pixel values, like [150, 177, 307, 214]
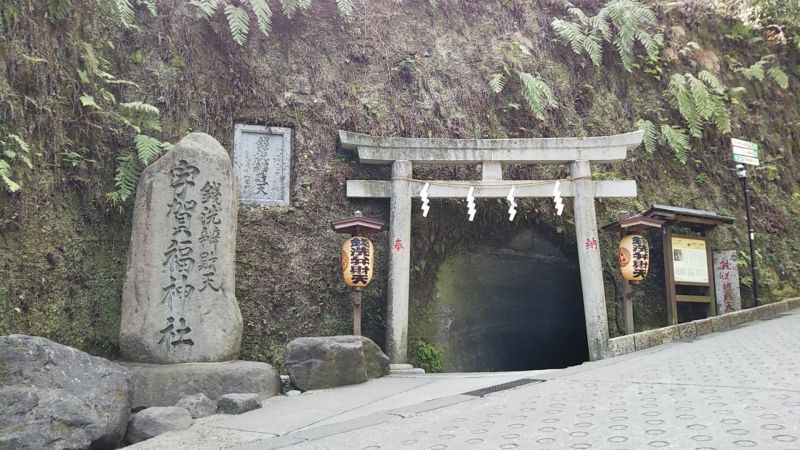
[426, 229, 589, 372]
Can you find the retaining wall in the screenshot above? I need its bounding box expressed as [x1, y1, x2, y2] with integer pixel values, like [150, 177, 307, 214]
[608, 297, 800, 357]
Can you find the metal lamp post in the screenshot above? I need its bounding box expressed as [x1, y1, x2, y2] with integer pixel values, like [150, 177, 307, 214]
[736, 164, 760, 306]
[330, 211, 385, 335]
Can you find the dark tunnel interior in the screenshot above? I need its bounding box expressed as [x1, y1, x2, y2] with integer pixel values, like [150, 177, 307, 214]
[428, 230, 590, 372]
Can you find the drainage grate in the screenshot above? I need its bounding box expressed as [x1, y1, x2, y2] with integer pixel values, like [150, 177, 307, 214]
[463, 378, 545, 397]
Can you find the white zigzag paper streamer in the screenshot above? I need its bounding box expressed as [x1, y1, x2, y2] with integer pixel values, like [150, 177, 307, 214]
[466, 186, 476, 221]
[553, 181, 564, 216]
[420, 183, 430, 217]
[506, 186, 517, 221]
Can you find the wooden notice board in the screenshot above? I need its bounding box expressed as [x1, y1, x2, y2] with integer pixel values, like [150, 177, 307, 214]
[665, 233, 717, 323]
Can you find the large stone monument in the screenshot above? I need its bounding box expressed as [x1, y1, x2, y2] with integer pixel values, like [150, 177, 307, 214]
[121, 132, 242, 363]
[119, 133, 279, 407]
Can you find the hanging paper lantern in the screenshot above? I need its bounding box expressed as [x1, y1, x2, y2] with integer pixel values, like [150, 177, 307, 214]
[619, 234, 649, 282]
[341, 237, 374, 287]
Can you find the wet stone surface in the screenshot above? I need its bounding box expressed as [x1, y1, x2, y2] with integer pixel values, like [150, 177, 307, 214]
[292, 309, 800, 449]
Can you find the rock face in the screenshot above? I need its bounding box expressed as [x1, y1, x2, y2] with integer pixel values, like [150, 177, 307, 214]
[0, 335, 132, 450]
[120, 360, 281, 408]
[285, 336, 389, 391]
[175, 393, 217, 419]
[125, 406, 193, 444]
[120, 132, 242, 364]
[217, 393, 261, 414]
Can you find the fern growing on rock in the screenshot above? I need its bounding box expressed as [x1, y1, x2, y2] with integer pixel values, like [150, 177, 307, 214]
[0, 132, 33, 192]
[106, 134, 172, 209]
[489, 66, 557, 121]
[635, 119, 658, 154]
[636, 119, 691, 163]
[73, 42, 171, 208]
[659, 124, 691, 163]
[664, 71, 731, 138]
[637, 70, 731, 163]
[103, 0, 157, 28]
[106, 129, 171, 209]
[732, 55, 790, 89]
[190, 0, 413, 45]
[552, 0, 663, 72]
[517, 71, 558, 121]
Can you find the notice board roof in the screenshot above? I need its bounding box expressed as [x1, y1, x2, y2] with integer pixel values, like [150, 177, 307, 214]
[330, 213, 385, 236]
[602, 215, 665, 233]
[643, 205, 735, 228]
[603, 205, 734, 233]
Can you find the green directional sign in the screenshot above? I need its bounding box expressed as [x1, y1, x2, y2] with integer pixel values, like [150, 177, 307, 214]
[732, 138, 760, 166]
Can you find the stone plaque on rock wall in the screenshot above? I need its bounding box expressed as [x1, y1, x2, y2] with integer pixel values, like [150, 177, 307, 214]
[120, 132, 243, 364]
[233, 124, 291, 206]
[714, 250, 742, 314]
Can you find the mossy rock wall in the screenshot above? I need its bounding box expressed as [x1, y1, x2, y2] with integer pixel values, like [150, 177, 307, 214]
[1, 1, 799, 368]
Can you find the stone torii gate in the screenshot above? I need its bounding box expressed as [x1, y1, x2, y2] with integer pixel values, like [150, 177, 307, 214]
[340, 130, 644, 364]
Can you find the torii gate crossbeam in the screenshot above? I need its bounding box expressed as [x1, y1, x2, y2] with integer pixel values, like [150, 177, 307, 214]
[340, 130, 644, 364]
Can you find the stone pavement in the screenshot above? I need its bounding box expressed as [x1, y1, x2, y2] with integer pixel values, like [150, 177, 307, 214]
[134, 308, 800, 449]
[128, 369, 554, 449]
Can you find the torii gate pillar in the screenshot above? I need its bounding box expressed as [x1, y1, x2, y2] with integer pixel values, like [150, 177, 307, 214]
[388, 160, 412, 363]
[571, 160, 609, 360]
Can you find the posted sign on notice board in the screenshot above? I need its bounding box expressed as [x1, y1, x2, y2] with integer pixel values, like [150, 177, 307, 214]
[672, 237, 709, 284]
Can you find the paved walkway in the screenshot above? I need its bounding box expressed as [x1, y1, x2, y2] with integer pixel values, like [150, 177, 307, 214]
[134, 308, 800, 449]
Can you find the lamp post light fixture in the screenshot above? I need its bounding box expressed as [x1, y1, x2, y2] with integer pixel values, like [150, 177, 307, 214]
[736, 164, 760, 306]
[330, 211, 385, 335]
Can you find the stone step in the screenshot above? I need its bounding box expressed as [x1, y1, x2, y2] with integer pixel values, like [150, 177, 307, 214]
[389, 364, 426, 375]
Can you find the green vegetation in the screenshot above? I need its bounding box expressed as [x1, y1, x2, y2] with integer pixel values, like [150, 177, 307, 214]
[552, 0, 663, 72]
[732, 54, 789, 89]
[190, 0, 439, 45]
[411, 339, 444, 373]
[489, 63, 558, 121]
[0, 132, 32, 192]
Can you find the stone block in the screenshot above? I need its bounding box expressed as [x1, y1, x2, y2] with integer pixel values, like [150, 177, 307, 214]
[695, 318, 713, 336]
[217, 393, 261, 414]
[751, 304, 769, 320]
[608, 335, 635, 357]
[125, 406, 192, 444]
[786, 297, 800, 310]
[728, 309, 753, 327]
[742, 307, 759, 322]
[710, 314, 732, 332]
[761, 303, 778, 318]
[285, 336, 390, 391]
[0, 335, 131, 450]
[676, 322, 696, 340]
[286, 336, 368, 391]
[660, 325, 680, 344]
[774, 301, 789, 313]
[633, 330, 654, 351]
[120, 360, 280, 409]
[121, 132, 242, 364]
[175, 393, 217, 419]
